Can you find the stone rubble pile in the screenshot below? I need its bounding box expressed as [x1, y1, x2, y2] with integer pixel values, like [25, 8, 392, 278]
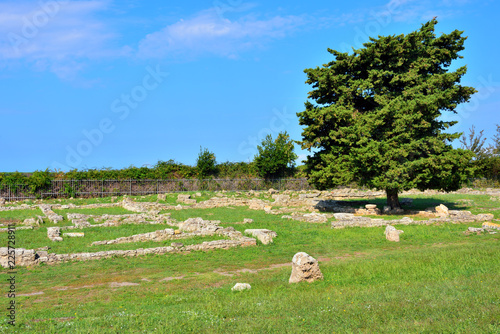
[23, 216, 44, 226]
[47, 227, 62, 242]
[177, 194, 197, 204]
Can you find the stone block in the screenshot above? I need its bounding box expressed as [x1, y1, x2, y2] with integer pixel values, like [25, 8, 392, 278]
[289, 252, 323, 283]
[232, 283, 251, 291]
[385, 225, 403, 242]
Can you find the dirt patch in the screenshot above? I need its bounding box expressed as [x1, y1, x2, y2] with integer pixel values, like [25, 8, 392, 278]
[213, 269, 234, 277]
[109, 282, 140, 287]
[17, 291, 44, 297]
[160, 275, 185, 282]
[54, 283, 104, 291]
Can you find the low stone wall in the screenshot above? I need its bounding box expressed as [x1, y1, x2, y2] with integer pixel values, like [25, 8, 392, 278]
[90, 217, 261, 246]
[331, 211, 495, 229]
[0, 238, 257, 268]
[0, 248, 36, 267]
[39, 205, 63, 223]
[91, 228, 179, 245]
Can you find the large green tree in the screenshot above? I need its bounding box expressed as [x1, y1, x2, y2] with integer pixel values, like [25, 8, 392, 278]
[298, 19, 476, 209]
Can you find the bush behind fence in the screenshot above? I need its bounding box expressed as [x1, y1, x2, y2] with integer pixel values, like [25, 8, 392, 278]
[0, 178, 313, 201]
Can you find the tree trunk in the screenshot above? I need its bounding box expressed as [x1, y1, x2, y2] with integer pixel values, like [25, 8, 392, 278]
[386, 189, 401, 209]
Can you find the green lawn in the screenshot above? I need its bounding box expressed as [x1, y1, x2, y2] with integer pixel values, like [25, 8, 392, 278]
[0, 192, 499, 333]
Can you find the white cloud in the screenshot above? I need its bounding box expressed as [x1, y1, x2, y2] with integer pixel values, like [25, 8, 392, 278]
[137, 9, 305, 59]
[0, 0, 123, 78]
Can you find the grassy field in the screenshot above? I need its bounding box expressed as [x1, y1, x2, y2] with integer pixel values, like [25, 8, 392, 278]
[1, 192, 499, 333]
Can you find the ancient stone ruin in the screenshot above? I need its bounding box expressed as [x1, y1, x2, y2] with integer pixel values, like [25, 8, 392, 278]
[289, 252, 323, 283]
[385, 225, 404, 242]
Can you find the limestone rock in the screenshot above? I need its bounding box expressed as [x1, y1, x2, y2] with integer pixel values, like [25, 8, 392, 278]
[268, 188, 278, 194]
[157, 193, 167, 201]
[73, 219, 91, 228]
[243, 218, 253, 224]
[0, 198, 5, 206]
[365, 204, 377, 210]
[302, 212, 328, 223]
[482, 222, 500, 230]
[272, 194, 290, 203]
[244, 229, 277, 245]
[63, 232, 85, 237]
[47, 227, 63, 242]
[435, 204, 449, 217]
[23, 217, 42, 226]
[385, 225, 403, 242]
[177, 194, 191, 202]
[231, 283, 251, 291]
[466, 227, 484, 234]
[333, 213, 355, 220]
[289, 252, 323, 283]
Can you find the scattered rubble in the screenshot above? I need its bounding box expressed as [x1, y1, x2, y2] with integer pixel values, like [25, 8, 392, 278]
[47, 227, 62, 242]
[177, 194, 196, 204]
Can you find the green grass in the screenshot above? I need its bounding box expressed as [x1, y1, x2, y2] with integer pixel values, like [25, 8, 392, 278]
[1, 192, 499, 333]
[53, 207, 137, 217]
[0, 208, 43, 225]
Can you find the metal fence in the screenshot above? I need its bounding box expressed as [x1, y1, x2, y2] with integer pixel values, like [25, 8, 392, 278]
[0, 178, 314, 201]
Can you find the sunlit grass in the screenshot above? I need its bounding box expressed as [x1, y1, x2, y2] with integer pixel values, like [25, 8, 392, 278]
[0, 192, 499, 333]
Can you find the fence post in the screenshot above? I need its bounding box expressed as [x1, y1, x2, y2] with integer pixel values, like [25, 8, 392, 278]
[129, 179, 132, 195]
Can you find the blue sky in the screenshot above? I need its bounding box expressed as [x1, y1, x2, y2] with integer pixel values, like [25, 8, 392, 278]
[1, 0, 499, 172]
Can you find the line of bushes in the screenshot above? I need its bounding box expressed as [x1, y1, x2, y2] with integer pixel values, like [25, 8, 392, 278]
[0, 160, 307, 195]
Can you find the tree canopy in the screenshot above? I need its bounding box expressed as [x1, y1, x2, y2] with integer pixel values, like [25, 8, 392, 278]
[254, 131, 297, 179]
[196, 147, 217, 178]
[297, 19, 476, 208]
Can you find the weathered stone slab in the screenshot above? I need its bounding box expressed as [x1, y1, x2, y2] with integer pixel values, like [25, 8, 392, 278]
[63, 233, 85, 237]
[232, 283, 251, 291]
[244, 229, 277, 245]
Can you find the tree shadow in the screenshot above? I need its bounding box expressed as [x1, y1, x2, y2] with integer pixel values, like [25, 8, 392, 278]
[314, 196, 463, 214]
